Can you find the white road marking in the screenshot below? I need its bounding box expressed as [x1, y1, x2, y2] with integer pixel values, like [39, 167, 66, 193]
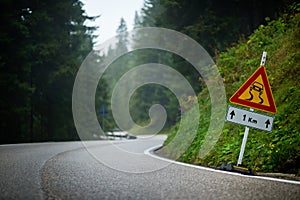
[144, 144, 300, 185]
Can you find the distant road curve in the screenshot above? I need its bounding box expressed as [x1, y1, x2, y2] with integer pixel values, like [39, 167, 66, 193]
[0, 135, 299, 199]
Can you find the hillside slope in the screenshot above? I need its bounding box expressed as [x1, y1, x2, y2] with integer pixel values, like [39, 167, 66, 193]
[159, 5, 300, 174]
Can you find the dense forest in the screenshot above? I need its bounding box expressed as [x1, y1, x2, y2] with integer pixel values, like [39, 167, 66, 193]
[0, 0, 98, 143]
[138, 0, 291, 56]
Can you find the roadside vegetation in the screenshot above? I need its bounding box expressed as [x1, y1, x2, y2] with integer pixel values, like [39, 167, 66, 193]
[159, 4, 300, 174]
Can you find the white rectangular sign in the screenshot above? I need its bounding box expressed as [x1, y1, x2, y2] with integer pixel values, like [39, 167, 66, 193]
[226, 106, 274, 132]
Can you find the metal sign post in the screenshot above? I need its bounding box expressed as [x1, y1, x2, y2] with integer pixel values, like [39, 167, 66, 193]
[237, 108, 253, 165]
[236, 52, 267, 166]
[221, 51, 276, 174]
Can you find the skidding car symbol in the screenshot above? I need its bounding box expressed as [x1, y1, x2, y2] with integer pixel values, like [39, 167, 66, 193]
[246, 81, 264, 104]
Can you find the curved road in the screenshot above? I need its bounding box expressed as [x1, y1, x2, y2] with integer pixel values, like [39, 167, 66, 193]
[0, 135, 299, 199]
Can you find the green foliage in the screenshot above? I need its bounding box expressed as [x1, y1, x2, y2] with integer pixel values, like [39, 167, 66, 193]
[161, 5, 300, 174]
[158, 88, 211, 161]
[139, 0, 288, 57]
[0, 0, 97, 143]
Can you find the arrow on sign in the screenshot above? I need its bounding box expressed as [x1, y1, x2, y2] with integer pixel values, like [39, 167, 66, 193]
[230, 110, 235, 119]
[265, 119, 271, 128]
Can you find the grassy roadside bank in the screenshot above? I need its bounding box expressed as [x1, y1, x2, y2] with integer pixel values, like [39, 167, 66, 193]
[158, 4, 300, 175]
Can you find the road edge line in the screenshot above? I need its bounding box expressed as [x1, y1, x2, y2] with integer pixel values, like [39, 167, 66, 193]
[144, 144, 300, 185]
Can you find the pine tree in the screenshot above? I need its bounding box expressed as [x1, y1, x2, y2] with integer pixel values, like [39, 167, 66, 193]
[0, 0, 97, 143]
[134, 11, 142, 28]
[116, 18, 129, 54]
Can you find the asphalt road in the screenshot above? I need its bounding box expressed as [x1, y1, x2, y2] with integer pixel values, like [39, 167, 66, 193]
[0, 135, 299, 199]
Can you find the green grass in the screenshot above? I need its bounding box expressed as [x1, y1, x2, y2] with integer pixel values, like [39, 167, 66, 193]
[159, 4, 300, 174]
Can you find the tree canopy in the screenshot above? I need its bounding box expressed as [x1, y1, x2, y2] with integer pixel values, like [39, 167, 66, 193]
[0, 0, 97, 143]
[138, 0, 292, 56]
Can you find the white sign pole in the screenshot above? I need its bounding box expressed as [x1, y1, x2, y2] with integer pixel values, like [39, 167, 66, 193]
[237, 52, 267, 166]
[237, 108, 252, 165]
[260, 51, 267, 66]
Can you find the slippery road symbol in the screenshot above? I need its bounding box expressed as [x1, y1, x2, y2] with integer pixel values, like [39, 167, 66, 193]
[229, 66, 277, 114]
[245, 81, 264, 104]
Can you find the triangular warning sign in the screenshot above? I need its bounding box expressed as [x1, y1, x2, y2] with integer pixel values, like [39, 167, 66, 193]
[230, 66, 277, 113]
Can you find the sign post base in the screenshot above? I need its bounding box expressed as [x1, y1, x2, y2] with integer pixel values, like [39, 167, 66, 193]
[220, 163, 254, 175]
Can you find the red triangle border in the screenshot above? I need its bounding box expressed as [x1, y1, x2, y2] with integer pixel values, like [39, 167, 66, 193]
[229, 66, 277, 114]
